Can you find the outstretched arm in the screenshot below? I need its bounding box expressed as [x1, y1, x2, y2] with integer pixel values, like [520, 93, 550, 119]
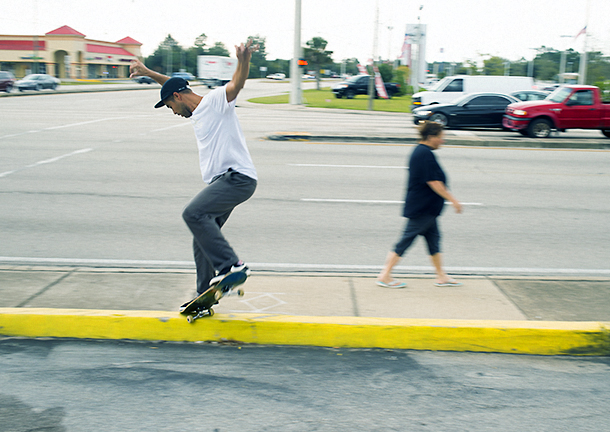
[427, 180, 463, 214]
[225, 39, 259, 103]
[129, 59, 170, 86]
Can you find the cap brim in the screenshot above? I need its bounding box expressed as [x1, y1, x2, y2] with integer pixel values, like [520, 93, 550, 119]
[154, 100, 165, 109]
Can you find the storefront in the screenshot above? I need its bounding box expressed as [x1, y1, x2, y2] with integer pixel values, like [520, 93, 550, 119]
[0, 25, 141, 79]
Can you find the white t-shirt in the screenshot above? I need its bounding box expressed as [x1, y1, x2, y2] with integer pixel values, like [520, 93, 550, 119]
[190, 86, 257, 184]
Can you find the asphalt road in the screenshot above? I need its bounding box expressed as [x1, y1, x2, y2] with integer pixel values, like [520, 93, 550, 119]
[1, 87, 609, 275]
[1, 339, 609, 431]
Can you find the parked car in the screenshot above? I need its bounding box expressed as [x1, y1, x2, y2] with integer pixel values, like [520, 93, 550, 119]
[16, 74, 60, 91]
[0, 71, 16, 92]
[332, 74, 401, 99]
[540, 83, 561, 92]
[412, 75, 534, 109]
[412, 92, 520, 128]
[266, 73, 286, 80]
[133, 76, 155, 84]
[171, 72, 196, 81]
[503, 85, 610, 138]
[510, 90, 550, 102]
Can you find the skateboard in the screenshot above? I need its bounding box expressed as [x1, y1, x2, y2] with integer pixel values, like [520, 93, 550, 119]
[180, 271, 247, 323]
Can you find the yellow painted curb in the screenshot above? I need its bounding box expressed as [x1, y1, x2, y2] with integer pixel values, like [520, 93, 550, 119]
[1, 308, 608, 356]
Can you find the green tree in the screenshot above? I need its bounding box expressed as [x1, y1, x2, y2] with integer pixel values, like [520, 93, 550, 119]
[378, 62, 394, 83]
[340, 58, 360, 76]
[303, 37, 333, 89]
[393, 65, 410, 96]
[246, 35, 268, 78]
[267, 59, 291, 77]
[145, 34, 184, 75]
[206, 42, 230, 57]
[483, 56, 508, 76]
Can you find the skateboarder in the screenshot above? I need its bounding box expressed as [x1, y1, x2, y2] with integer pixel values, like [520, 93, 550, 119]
[129, 39, 258, 295]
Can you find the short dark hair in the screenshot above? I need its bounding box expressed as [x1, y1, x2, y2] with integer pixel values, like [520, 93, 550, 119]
[418, 121, 444, 141]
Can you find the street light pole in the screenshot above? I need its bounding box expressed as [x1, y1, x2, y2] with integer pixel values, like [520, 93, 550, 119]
[290, 0, 302, 105]
[368, 1, 379, 111]
[559, 35, 572, 83]
[578, 0, 591, 85]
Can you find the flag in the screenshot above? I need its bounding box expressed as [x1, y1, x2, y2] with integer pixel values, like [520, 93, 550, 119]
[373, 65, 389, 99]
[574, 26, 587, 40]
[356, 63, 368, 75]
[401, 35, 409, 57]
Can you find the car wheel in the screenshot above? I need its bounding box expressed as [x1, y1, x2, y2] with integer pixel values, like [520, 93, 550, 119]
[346, 90, 355, 99]
[602, 129, 610, 138]
[5, 84, 12, 93]
[527, 118, 552, 138]
[335, 94, 342, 99]
[429, 113, 448, 127]
[34, 84, 41, 91]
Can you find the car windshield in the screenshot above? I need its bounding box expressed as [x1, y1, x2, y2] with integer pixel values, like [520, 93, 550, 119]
[345, 75, 361, 83]
[451, 94, 473, 105]
[427, 77, 450, 92]
[548, 87, 572, 103]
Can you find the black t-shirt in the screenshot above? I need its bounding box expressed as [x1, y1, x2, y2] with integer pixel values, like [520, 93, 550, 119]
[403, 144, 447, 218]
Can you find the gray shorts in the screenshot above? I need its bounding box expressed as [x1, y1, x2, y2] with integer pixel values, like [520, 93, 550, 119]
[394, 214, 441, 257]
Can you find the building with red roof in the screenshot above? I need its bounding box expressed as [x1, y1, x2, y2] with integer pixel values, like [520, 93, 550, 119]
[0, 25, 142, 79]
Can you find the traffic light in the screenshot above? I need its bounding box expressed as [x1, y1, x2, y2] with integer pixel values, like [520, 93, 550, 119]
[298, 59, 308, 67]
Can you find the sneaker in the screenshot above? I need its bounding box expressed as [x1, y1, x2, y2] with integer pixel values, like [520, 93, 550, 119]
[209, 261, 250, 287]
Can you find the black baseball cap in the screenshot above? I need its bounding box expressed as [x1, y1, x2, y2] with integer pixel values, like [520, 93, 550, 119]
[154, 77, 189, 108]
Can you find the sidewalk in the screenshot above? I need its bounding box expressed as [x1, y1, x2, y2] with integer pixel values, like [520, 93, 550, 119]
[1, 265, 609, 355]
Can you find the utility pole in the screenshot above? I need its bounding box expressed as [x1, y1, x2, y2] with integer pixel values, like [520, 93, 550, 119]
[387, 25, 394, 60]
[578, 0, 591, 85]
[290, 0, 302, 105]
[368, 1, 379, 111]
[33, 0, 39, 74]
[559, 35, 572, 83]
[410, 5, 424, 93]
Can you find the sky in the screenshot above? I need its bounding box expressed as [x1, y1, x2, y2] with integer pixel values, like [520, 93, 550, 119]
[2, 0, 609, 66]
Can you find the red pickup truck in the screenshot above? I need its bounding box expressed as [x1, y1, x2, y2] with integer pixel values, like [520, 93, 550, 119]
[503, 85, 610, 138]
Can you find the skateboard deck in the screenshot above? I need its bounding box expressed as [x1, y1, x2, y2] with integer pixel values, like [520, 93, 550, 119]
[180, 271, 248, 323]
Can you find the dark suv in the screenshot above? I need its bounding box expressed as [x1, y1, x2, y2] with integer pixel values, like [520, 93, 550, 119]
[0, 71, 15, 92]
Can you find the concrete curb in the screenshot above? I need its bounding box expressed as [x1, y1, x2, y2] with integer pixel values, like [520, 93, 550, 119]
[1, 308, 608, 356]
[265, 133, 610, 149]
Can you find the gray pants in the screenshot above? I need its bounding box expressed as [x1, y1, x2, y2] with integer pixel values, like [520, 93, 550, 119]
[182, 170, 257, 293]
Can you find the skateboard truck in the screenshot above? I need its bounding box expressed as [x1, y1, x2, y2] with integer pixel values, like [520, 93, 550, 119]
[180, 271, 248, 323]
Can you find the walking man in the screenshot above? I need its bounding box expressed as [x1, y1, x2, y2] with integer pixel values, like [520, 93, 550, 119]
[129, 39, 258, 296]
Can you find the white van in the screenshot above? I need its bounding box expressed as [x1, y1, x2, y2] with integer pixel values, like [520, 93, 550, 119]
[412, 75, 535, 108]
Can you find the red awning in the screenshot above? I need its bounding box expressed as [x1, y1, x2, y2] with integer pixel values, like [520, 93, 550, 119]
[0, 40, 46, 51]
[86, 44, 135, 57]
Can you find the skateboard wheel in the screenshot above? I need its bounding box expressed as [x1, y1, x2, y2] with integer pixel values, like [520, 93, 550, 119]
[208, 308, 214, 317]
[187, 315, 194, 324]
[214, 290, 222, 301]
[237, 289, 244, 297]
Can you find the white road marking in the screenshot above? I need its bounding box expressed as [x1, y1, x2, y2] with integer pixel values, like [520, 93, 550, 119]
[0, 148, 93, 178]
[149, 123, 192, 133]
[301, 198, 483, 206]
[289, 163, 404, 169]
[0, 117, 130, 141]
[1, 257, 609, 276]
[449, 130, 478, 137]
